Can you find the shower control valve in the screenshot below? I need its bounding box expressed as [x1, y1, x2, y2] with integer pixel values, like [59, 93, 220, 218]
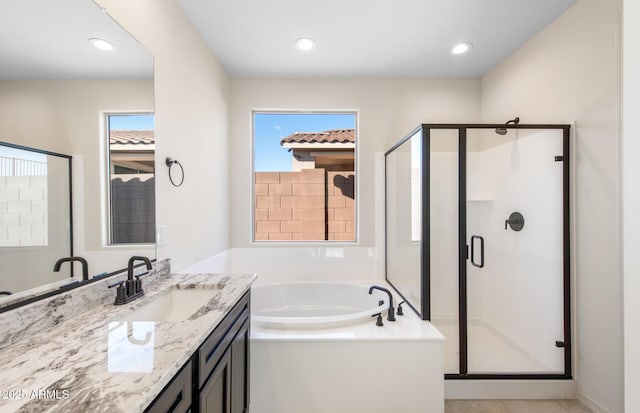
[505, 211, 525, 231]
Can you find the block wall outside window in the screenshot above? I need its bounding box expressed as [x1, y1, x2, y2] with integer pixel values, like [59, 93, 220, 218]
[254, 169, 354, 241]
[110, 175, 155, 244]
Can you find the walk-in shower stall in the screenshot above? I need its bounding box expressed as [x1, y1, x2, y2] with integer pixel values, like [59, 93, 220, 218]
[385, 123, 570, 379]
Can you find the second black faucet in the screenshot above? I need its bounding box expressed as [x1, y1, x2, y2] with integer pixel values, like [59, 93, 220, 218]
[128, 256, 153, 296]
[368, 285, 396, 322]
[110, 256, 152, 305]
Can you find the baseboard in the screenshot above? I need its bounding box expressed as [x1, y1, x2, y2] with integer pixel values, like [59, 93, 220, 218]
[445, 380, 576, 400]
[576, 392, 611, 413]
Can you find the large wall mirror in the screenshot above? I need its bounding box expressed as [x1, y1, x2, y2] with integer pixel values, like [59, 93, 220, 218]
[0, 0, 155, 309]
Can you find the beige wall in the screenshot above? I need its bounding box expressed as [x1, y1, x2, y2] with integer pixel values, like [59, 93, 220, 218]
[97, 0, 231, 272]
[0, 79, 154, 274]
[481, 0, 622, 410]
[623, 1, 640, 411]
[230, 78, 481, 248]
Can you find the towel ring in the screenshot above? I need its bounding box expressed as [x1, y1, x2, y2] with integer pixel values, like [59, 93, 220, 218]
[165, 157, 184, 187]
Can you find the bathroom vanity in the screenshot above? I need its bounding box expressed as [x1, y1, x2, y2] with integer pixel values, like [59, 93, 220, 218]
[0, 266, 256, 413]
[147, 290, 250, 413]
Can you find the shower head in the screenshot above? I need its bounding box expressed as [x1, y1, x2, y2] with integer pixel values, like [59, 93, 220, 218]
[494, 117, 520, 135]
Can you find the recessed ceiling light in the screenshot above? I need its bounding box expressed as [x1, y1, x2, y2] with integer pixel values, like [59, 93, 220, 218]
[452, 42, 473, 55]
[89, 38, 116, 51]
[295, 37, 317, 51]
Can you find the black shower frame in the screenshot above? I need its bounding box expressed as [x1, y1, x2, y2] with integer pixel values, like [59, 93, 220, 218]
[384, 123, 571, 380]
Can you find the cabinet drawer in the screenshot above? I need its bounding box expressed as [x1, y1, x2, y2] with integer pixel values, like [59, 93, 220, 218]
[198, 292, 250, 389]
[146, 362, 192, 413]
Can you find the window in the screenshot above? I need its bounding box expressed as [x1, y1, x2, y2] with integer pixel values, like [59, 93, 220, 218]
[253, 112, 357, 242]
[107, 113, 155, 244]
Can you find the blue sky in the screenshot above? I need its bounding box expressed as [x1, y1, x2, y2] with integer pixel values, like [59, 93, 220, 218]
[109, 114, 154, 130]
[254, 112, 356, 172]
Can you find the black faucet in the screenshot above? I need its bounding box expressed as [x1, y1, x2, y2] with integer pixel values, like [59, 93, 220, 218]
[53, 257, 89, 281]
[128, 256, 152, 281]
[128, 256, 152, 293]
[110, 256, 152, 305]
[368, 285, 396, 322]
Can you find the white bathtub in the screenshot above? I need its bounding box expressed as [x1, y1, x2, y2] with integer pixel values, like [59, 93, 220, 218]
[251, 282, 388, 329]
[250, 281, 445, 413]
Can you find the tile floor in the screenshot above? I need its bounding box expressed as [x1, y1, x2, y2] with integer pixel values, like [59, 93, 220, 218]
[445, 399, 592, 413]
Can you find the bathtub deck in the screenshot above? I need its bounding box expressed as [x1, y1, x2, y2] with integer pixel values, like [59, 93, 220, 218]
[250, 309, 445, 413]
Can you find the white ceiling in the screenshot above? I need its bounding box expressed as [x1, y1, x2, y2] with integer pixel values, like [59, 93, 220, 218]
[0, 0, 152, 80]
[177, 0, 576, 78]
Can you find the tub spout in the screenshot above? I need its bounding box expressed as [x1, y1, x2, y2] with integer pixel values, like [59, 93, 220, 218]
[368, 285, 395, 322]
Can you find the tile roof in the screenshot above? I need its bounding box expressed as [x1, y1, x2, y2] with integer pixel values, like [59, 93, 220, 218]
[280, 129, 354, 145]
[109, 130, 154, 145]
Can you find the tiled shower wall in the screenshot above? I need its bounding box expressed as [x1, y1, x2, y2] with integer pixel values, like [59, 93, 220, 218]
[0, 175, 47, 247]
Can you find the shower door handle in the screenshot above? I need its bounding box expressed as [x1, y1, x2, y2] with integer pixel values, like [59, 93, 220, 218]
[470, 235, 484, 268]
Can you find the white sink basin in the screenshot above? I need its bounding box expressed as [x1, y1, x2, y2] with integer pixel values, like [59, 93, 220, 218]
[126, 288, 217, 322]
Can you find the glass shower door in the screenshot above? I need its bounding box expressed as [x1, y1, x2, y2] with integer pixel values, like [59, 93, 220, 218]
[465, 128, 566, 374]
[427, 129, 460, 375]
[385, 128, 425, 317]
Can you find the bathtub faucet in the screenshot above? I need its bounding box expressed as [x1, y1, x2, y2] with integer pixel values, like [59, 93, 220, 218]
[368, 285, 396, 322]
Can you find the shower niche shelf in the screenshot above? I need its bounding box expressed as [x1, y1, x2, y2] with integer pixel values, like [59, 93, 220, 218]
[467, 198, 493, 202]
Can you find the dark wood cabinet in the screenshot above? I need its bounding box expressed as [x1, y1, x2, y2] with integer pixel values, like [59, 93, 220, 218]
[146, 362, 192, 413]
[146, 291, 250, 413]
[200, 352, 231, 413]
[230, 319, 249, 413]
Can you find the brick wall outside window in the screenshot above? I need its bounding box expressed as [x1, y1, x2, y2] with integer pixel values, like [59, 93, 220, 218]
[255, 168, 355, 241]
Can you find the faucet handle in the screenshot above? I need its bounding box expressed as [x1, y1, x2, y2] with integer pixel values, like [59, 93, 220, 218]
[397, 301, 405, 316]
[371, 313, 383, 327]
[107, 280, 124, 289]
[108, 280, 128, 305]
[134, 271, 151, 279]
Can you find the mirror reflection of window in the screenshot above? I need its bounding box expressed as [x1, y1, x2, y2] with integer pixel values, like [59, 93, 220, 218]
[107, 114, 155, 245]
[0, 146, 48, 247]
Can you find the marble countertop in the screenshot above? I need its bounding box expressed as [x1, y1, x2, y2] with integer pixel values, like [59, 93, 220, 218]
[0, 272, 256, 413]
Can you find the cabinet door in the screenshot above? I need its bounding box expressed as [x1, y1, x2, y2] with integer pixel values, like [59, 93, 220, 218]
[231, 320, 249, 413]
[200, 352, 231, 413]
[146, 362, 192, 413]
